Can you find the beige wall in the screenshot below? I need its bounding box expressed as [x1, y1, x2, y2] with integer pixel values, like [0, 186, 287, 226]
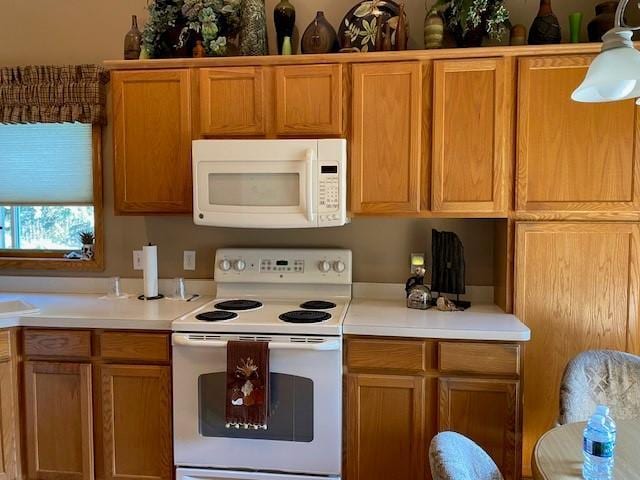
[0, 0, 608, 283]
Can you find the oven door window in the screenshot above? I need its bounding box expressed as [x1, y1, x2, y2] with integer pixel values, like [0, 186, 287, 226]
[198, 372, 313, 442]
[208, 173, 300, 207]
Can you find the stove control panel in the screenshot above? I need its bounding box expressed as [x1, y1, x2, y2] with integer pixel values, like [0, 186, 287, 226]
[215, 248, 352, 284]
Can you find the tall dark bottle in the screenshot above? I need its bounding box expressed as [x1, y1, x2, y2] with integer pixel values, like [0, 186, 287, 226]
[124, 15, 142, 60]
[274, 0, 296, 54]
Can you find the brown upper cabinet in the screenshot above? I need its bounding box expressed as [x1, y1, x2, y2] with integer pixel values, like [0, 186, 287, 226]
[517, 55, 640, 215]
[199, 66, 267, 136]
[432, 58, 511, 215]
[350, 62, 423, 214]
[112, 69, 193, 214]
[274, 64, 343, 136]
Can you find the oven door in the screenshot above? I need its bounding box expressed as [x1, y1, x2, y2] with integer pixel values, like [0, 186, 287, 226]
[172, 334, 342, 476]
[193, 141, 318, 229]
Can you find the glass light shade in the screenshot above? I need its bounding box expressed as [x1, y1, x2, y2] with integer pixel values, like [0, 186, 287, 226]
[572, 46, 640, 103]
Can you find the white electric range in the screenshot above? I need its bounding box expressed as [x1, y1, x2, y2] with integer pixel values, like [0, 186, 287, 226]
[172, 248, 351, 480]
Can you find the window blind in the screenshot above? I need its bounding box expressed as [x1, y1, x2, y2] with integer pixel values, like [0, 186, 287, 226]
[0, 123, 93, 204]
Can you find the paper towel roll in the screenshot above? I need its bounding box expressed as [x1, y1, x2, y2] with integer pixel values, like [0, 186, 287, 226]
[143, 244, 158, 298]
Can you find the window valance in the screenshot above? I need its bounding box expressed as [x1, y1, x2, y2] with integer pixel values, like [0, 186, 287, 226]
[0, 64, 109, 124]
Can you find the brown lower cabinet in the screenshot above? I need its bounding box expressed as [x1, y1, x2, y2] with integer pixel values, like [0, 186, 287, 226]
[22, 329, 172, 480]
[345, 337, 522, 480]
[0, 330, 20, 480]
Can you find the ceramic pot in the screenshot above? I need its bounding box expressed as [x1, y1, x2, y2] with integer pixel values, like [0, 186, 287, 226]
[192, 39, 206, 57]
[240, 0, 269, 55]
[124, 15, 142, 60]
[81, 244, 95, 261]
[588, 1, 619, 42]
[453, 27, 484, 47]
[301, 11, 338, 54]
[529, 0, 561, 45]
[510, 24, 527, 45]
[274, 0, 296, 54]
[424, 12, 444, 49]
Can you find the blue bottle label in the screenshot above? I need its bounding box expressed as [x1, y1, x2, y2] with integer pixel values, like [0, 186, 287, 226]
[583, 438, 615, 458]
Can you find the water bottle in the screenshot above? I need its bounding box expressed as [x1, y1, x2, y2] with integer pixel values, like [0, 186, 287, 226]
[582, 405, 616, 480]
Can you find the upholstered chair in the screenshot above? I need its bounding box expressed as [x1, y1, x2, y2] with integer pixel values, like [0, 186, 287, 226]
[429, 431, 503, 480]
[559, 350, 640, 425]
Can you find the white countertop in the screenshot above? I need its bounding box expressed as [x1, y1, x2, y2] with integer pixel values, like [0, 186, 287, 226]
[0, 293, 212, 330]
[344, 298, 530, 341]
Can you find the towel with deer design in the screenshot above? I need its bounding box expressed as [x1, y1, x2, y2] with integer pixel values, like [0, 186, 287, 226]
[225, 340, 269, 429]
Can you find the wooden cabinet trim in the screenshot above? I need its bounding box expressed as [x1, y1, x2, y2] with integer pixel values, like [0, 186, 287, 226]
[274, 64, 343, 135]
[99, 332, 170, 363]
[199, 66, 266, 136]
[350, 62, 422, 214]
[432, 58, 509, 214]
[24, 329, 92, 359]
[24, 361, 94, 480]
[0, 333, 10, 362]
[439, 342, 520, 376]
[113, 69, 193, 214]
[516, 55, 640, 214]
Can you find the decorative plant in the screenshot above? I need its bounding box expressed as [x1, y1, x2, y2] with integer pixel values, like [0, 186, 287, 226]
[429, 0, 510, 43]
[79, 231, 94, 245]
[142, 0, 242, 57]
[141, 0, 183, 58]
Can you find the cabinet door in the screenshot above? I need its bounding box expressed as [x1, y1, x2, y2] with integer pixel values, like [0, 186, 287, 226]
[199, 67, 266, 136]
[517, 56, 640, 214]
[515, 222, 640, 477]
[274, 64, 343, 136]
[24, 361, 93, 480]
[438, 377, 520, 480]
[113, 69, 193, 214]
[100, 365, 172, 480]
[0, 358, 17, 480]
[432, 58, 509, 214]
[351, 62, 422, 214]
[346, 373, 426, 480]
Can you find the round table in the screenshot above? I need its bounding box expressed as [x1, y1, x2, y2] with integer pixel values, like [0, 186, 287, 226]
[533, 418, 640, 479]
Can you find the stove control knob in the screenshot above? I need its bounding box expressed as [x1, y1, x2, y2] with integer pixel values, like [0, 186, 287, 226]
[318, 260, 331, 273]
[333, 260, 346, 273]
[219, 259, 231, 271]
[233, 260, 246, 272]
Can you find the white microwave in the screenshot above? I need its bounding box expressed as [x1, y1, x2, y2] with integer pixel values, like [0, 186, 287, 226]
[193, 139, 348, 229]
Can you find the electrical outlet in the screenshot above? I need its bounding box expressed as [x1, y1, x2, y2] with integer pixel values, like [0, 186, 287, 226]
[133, 250, 143, 270]
[183, 250, 196, 271]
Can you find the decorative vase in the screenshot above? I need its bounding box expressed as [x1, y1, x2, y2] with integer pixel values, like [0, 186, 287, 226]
[124, 15, 142, 60]
[510, 24, 527, 45]
[588, 1, 619, 42]
[274, 0, 296, 55]
[569, 12, 583, 43]
[240, 0, 269, 55]
[81, 244, 95, 261]
[424, 12, 444, 49]
[383, 22, 393, 51]
[282, 36, 293, 55]
[301, 11, 338, 54]
[192, 40, 206, 57]
[529, 0, 561, 45]
[395, 3, 408, 50]
[453, 26, 484, 47]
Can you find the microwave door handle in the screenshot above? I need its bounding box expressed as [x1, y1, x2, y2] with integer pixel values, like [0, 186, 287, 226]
[173, 335, 340, 351]
[305, 148, 315, 223]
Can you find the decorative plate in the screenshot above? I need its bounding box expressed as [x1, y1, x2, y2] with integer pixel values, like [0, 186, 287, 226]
[338, 0, 405, 52]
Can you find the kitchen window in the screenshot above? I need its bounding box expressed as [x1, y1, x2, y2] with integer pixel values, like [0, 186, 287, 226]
[0, 123, 103, 270]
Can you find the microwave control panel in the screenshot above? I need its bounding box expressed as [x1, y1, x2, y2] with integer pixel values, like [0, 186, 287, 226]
[318, 163, 340, 216]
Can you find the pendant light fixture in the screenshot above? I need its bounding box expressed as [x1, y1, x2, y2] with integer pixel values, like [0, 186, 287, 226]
[572, 0, 640, 103]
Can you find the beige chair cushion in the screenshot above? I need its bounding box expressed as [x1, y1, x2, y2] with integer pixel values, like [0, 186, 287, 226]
[559, 350, 640, 425]
[429, 431, 503, 480]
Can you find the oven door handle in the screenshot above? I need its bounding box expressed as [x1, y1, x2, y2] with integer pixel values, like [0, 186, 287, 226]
[173, 335, 341, 351]
[305, 148, 316, 223]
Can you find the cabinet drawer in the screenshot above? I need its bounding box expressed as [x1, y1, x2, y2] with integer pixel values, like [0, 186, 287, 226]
[0, 331, 11, 360]
[24, 329, 92, 358]
[439, 342, 520, 376]
[346, 338, 430, 373]
[100, 332, 170, 363]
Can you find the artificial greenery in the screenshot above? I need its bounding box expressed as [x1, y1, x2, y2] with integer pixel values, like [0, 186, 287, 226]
[142, 0, 242, 57]
[79, 231, 94, 245]
[430, 0, 510, 41]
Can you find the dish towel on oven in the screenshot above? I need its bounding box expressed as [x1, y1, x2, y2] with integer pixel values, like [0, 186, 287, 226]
[225, 340, 269, 430]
